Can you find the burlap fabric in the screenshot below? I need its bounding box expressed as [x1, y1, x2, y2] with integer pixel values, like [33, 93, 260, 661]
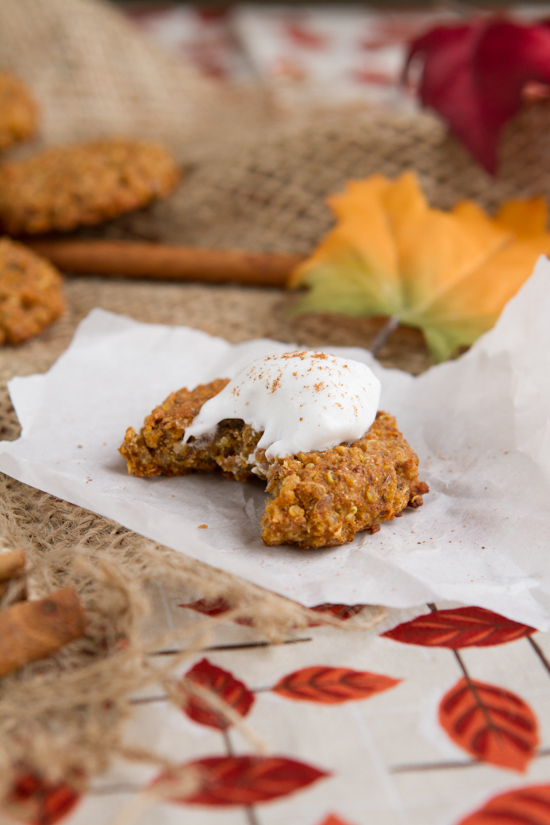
[0, 0, 548, 799]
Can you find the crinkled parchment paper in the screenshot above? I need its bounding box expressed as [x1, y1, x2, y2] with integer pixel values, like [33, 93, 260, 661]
[2, 258, 550, 628]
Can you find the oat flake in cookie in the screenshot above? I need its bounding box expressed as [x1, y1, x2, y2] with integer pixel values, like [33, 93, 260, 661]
[120, 352, 428, 549]
[0, 237, 65, 345]
[0, 71, 37, 152]
[0, 138, 180, 235]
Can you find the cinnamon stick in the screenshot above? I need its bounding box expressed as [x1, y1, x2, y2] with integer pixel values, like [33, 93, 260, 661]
[0, 550, 26, 601]
[0, 586, 86, 677]
[27, 239, 304, 289]
[0, 550, 25, 583]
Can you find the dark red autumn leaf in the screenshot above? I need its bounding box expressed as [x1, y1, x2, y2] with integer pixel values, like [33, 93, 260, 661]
[182, 658, 254, 730]
[155, 755, 329, 806]
[2, 774, 82, 825]
[405, 17, 550, 173]
[439, 677, 539, 772]
[272, 665, 400, 704]
[457, 783, 550, 825]
[383, 606, 535, 648]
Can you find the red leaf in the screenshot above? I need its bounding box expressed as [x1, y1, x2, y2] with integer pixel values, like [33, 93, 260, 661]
[318, 816, 357, 825]
[180, 599, 367, 628]
[308, 603, 366, 625]
[182, 658, 254, 730]
[457, 783, 550, 825]
[439, 677, 539, 772]
[155, 755, 328, 806]
[405, 17, 550, 172]
[383, 606, 535, 648]
[2, 774, 81, 825]
[179, 598, 232, 618]
[352, 69, 395, 87]
[272, 665, 400, 704]
[284, 21, 328, 50]
[178, 598, 256, 626]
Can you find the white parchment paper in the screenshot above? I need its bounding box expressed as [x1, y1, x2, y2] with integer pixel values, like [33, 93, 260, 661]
[2, 258, 550, 628]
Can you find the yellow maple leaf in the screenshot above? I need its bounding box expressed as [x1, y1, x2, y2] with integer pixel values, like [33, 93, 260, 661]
[289, 172, 550, 362]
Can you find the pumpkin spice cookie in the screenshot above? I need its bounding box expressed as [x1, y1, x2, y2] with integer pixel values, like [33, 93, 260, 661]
[0, 237, 65, 345]
[0, 138, 180, 235]
[120, 353, 428, 549]
[0, 71, 37, 152]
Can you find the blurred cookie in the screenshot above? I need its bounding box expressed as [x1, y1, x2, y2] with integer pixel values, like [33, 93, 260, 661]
[0, 71, 37, 151]
[0, 138, 180, 234]
[0, 237, 65, 345]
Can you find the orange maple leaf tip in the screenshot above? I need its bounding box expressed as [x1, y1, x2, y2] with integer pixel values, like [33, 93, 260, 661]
[289, 172, 550, 362]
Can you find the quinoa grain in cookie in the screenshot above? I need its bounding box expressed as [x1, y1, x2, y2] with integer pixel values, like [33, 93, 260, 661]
[0, 138, 180, 234]
[0, 71, 37, 151]
[0, 238, 65, 345]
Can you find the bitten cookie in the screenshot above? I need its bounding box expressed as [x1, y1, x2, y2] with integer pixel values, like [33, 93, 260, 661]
[0, 237, 65, 345]
[0, 138, 180, 234]
[120, 378, 429, 549]
[0, 71, 37, 152]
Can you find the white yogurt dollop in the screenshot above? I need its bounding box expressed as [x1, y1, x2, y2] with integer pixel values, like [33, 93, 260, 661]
[183, 350, 381, 460]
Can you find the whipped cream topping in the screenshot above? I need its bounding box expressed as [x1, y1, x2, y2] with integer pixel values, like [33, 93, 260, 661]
[183, 350, 381, 460]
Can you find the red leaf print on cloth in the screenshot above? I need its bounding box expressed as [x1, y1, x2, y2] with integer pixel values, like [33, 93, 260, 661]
[182, 658, 254, 730]
[272, 666, 400, 704]
[383, 606, 535, 648]
[179, 598, 232, 617]
[308, 603, 366, 625]
[318, 816, 357, 825]
[456, 783, 550, 825]
[2, 774, 81, 825]
[180, 599, 366, 628]
[439, 677, 539, 772]
[157, 755, 329, 806]
[284, 21, 328, 50]
[178, 598, 255, 626]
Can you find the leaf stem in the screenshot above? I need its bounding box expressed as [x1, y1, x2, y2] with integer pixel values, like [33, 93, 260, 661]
[369, 315, 400, 357]
[527, 636, 550, 677]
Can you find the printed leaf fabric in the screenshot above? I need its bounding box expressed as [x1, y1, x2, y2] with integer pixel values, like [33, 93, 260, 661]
[439, 677, 539, 772]
[179, 598, 233, 618]
[457, 783, 550, 824]
[180, 598, 367, 627]
[383, 606, 535, 648]
[181, 658, 254, 730]
[272, 665, 400, 704]
[1, 774, 82, 825]
[155, 755, 329, 806]
[290, 172, 550, 362]
[309, 603, 366, 621]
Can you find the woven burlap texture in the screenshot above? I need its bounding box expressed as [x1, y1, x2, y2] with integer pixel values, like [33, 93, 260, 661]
[1, 0, 548, 802]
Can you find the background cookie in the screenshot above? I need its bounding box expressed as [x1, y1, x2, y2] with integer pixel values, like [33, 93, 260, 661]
[0, 237, 65, 344]
[0, 138, 180, 234]
[0, 71, 37, 151]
